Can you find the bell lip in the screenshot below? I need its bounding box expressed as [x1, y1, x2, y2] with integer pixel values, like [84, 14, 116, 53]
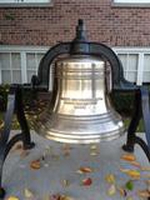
[35, 126, 125, 144]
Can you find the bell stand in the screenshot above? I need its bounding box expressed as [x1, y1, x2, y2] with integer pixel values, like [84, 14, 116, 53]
[0, 19, 149, 199]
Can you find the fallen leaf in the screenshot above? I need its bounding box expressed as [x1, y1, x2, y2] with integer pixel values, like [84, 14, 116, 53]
[121, 154, 136, 162]
[24, 188, 34, 198]
[0, 121, 4, 129]
[146, 180, 150, 192]
[105, 174, 116, 184]
[142, 174, 150, 179]
[61, 179, 70, 187]
[128, 161, 141, 168]
[7, 197, 20, 200]
[49, 194, 74, 200]
[62, 144, 71, 157]
[90, 151, 98, 156]
[78, 167, 93, 173]
[120, 168, 140, 179]
[141, 166, 150, 171]
[49, 194, 60, 200]
[60, 195, 74, 200]
[117, 187, 127, 197]
[126, 196, 133, 200]
[107, 184, 116, 196]
[30, 159, 41, 170]
[90, 145, 97, 150]
[82, 178, 92, 186]
[137, 189, 150, 198]
[125, 180, 134, 191]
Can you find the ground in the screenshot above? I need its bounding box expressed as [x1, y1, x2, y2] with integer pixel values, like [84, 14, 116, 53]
[2, 131, 150, 200]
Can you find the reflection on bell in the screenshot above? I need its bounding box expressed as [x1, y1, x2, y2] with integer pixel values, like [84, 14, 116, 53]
[34, 55, 125, 144]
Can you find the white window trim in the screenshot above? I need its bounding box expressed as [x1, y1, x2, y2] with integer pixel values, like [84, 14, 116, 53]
[0, 45, 150, 86]
[113, 47, 150, 85]
[112, 0, 150, 7]
[0, 45, 49, 84]
[0, 0, 53, 7]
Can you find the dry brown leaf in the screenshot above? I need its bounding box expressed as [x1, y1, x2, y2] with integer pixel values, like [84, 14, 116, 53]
[49, 194, 74, 200]
[0, 121, 4, 129]
[117, 187, 127, 197]
[142, 174, 150, 179]
[146, 180, 150, 192]
[78, 167, 93, 173]
[137, 189, 150, 198]
[128, 161, 141, 168]
[121, 154, 136, 162]
[30, 159, 41, 170]
[141, 166, 150, 171]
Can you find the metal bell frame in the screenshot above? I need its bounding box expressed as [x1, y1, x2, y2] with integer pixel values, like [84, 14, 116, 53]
[0, 19, 149, 199]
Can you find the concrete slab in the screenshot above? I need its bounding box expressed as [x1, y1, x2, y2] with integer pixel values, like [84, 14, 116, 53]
[2, 131, 150, 200]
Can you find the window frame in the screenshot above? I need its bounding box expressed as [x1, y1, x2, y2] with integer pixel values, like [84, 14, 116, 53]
[0, 0, 53, 7]
[0, 45, 150, 86]
[112, 0, 150, 7]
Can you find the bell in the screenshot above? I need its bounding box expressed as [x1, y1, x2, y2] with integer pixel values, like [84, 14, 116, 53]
[33, 54, 124, 144]
[33, 20, 125, 144]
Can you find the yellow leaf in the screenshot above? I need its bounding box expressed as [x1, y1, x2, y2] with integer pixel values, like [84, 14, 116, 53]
[7, 197, 19, 200]
[120, 168, 140, 179]
[105, 174, 116, 184]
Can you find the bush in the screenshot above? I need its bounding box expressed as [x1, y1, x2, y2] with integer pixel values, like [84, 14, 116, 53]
[110, 92, 134, 117]
[0, 84, 10, 111]
[0, 84, 135, 117]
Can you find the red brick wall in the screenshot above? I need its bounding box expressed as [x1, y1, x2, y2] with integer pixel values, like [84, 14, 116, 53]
[0, 0, 150, 47]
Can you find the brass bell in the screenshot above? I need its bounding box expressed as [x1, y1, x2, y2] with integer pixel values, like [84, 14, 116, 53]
[33, 20, 125, 144]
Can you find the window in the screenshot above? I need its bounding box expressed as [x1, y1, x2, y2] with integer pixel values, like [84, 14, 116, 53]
[114, 47, 150, 85]
[0, 53, 21, 84]
[0, 46, 150, 86]
[0, 46, 46, 85]
[113, 0, 150, 6]
[0, 0, 52, 7]
[114, 0, 150, 2]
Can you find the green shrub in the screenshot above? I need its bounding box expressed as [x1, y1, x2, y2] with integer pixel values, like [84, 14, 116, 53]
[110, 92, 134, 117]
[0, 84, 10, 111]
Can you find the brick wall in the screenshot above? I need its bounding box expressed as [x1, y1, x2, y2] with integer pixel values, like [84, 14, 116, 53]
[0, 0, 150, 47]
